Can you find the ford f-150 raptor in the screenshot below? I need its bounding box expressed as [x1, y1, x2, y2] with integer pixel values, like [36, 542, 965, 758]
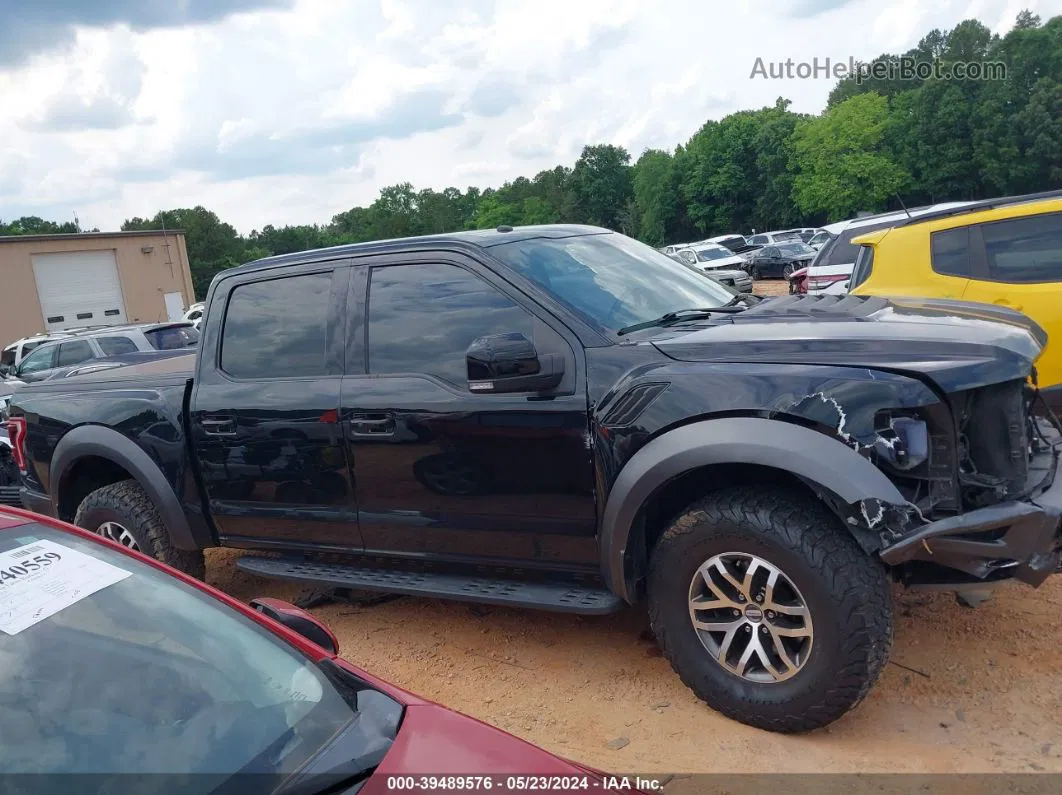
[7, 225, 1061, 733]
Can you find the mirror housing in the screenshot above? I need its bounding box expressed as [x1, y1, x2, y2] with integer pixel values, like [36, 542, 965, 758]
[466, 333, 564, 395]
[250, 597, 339, 655]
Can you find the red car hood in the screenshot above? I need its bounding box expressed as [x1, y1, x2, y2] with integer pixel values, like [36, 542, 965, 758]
[373, 704, 592, 775]
[364, 704, 618, 792]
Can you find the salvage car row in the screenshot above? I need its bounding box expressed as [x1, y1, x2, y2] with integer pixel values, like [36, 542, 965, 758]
[4, 223, 1060, 753]
[660, 228, 823, 290]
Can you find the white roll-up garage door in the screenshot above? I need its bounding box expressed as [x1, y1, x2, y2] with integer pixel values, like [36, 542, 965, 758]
[31, 251, 128, 332]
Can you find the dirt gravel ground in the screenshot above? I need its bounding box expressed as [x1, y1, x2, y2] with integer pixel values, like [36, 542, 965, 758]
[209, 548, 1062, 777]
[208, 276, 1062, 781]
[752, 278, 790, 297]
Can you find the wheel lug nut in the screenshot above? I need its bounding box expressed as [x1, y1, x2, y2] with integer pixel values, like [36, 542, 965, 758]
[733, 609, 741, 616]
[766, 610, 775, 619]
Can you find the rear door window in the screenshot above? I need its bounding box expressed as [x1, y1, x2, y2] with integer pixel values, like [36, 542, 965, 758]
[221, 273, 331, 379]
[930, 227, 971, 277]
[56, 340, 95, 368]
[980, 212, 1062, 283]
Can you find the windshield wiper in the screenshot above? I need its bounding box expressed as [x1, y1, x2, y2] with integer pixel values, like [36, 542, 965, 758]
[617, 305, 746, 336]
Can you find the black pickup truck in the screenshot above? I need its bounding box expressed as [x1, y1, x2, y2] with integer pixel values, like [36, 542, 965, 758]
[7, 225, 1062, 733]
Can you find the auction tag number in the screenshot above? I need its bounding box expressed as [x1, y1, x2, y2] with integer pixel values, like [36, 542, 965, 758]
[0, 538, 131, 635]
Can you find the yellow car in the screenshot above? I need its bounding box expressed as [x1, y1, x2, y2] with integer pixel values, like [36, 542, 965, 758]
[849, 191, 1062, 410]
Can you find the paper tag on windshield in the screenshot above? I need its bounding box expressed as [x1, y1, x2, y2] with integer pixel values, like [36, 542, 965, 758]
[0, 538, 131, 635]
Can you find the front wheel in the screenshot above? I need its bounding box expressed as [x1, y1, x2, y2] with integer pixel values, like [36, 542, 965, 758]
[782, 263, 795, 279]
[648, 486, 892, 732]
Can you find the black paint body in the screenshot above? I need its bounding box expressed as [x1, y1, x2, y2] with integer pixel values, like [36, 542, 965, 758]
[9, 226, 1061, 603]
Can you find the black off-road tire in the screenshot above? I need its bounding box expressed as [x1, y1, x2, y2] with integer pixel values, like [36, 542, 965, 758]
[74, 479, 206, 580]
[648, 486, 892, 733]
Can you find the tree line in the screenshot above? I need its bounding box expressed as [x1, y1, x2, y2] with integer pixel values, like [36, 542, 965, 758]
[3, 11, 1060, 299]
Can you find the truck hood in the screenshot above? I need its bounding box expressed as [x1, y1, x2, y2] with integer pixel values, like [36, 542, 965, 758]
[652, 294, 1047, 394]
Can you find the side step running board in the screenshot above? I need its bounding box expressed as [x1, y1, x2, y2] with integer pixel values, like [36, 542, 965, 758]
[236, 556, 624, 615]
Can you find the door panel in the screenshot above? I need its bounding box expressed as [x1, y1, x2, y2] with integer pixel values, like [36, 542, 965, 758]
[342, 258, 596, 569]
[962, 214, 1062, 389]
[190, 265, 362, 550]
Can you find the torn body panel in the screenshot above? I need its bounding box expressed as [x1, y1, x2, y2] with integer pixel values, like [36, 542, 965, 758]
[879, 447, 1062, 587]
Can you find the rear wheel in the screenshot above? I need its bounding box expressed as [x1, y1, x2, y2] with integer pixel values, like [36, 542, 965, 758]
[74, 479, 206, 579]
[782, 263, 795, 279]
[648, 486, 892, 732]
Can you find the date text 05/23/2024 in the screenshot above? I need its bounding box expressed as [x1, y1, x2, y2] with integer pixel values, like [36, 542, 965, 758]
[383, 776, 665, 792]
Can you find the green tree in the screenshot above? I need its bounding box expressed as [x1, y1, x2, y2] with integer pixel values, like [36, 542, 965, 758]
[681, 99, 804, 234]
[472, 193, 521, 228]
[0, 217, 80, 235]
[791, 93, 910, 220]
[122, 206, 245, 297]
[569, 144, 633, 229]
[632, 149, 680, 245]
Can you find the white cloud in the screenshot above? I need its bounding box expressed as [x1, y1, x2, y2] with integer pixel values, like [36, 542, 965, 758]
[0, 0, 1059, 232]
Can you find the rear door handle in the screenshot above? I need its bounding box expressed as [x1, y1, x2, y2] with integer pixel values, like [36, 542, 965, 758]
[200, 413, 237, 435]
[348, 413, 395, 438]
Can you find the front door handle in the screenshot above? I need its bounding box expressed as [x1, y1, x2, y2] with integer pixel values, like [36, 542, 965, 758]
[201, 413, 237, 435]
[348, 413, 395, 438]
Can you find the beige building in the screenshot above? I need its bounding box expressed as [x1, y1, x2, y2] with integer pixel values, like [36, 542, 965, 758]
[0, 230, 196, 347]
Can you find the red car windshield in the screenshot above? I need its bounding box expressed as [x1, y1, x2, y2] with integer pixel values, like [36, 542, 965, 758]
[0, 526, 399, 780]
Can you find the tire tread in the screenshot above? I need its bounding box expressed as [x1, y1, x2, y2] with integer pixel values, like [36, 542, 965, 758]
[648, 486, 892, 733]
[73, 479, 206, 580]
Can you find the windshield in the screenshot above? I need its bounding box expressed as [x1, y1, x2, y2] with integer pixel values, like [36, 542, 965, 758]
[778, 242, 815, 256]
[0, 526, 399, 778]
[489, 232, 734, 332]
[773, 231, 803, 242]
[696, 247, 733, 262]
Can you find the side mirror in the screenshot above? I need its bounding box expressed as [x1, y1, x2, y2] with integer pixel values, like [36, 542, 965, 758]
[250, 597, 339, 655]
[466, 333, 564, 395]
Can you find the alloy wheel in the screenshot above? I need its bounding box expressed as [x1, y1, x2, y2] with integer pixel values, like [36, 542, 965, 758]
[97, 521, 141, 551]
[688, 552, 814, 683]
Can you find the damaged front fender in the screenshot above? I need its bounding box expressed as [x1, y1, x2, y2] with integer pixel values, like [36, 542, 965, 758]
[598, 416, 916, 602]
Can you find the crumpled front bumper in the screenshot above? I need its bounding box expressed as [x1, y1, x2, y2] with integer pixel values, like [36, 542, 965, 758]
[880, 461, 1062, 587]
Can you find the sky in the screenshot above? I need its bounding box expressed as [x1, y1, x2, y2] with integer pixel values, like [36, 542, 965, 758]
[0, 0, 1058, 234]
